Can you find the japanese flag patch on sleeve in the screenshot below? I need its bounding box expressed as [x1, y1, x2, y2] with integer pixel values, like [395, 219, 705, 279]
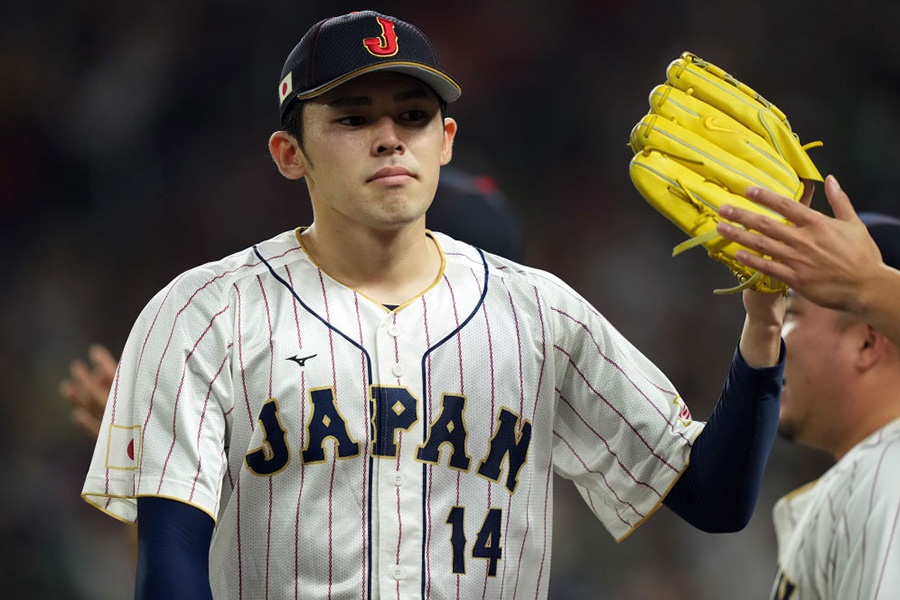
[105, 424, 141, 470]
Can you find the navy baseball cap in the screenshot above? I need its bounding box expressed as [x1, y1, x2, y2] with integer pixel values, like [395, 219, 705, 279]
[278, 11, 462, 126]
[859, 212, 900, 271]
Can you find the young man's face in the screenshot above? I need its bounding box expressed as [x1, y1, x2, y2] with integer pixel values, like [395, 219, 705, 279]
[298, 71, 456, 232]
[779, 292, 856, 452]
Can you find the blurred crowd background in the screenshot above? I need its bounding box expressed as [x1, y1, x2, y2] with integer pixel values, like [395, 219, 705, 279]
[3, 0, 900, 597]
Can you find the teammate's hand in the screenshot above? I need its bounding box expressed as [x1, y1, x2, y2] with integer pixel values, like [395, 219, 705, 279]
[732, 182, 816, 368]
[736, 179, 815, 326]
[716, 176, 881, 315]
[60, 344, 117, 440]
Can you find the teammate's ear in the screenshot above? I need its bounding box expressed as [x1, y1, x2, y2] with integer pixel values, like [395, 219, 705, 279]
[440, 118, 457, 166]
[856, 323, 885, 371]
[269, 131, 307, 180]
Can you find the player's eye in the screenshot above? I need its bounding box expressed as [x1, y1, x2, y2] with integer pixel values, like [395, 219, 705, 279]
[338, 115, 367, 126]
[399, 109, 430, 123]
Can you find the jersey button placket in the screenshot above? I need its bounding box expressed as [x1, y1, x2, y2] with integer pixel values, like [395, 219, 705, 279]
[375, 313, 418, 598]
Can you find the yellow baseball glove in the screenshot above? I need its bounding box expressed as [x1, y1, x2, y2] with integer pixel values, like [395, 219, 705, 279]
[628, 52, 823, 293]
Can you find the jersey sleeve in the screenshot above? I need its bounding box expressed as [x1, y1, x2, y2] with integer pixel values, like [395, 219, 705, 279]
[82, 268, 234, 523]
[543, 276, 705, 541]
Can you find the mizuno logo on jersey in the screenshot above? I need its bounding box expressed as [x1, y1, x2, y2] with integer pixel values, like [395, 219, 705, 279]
[286, 354, 317, 367]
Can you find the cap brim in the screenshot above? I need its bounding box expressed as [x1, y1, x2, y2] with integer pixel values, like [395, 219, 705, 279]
[296, 61, 461, 102]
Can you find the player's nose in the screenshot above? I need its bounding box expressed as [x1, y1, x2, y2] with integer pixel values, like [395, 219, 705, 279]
[371, 118, 404, 156]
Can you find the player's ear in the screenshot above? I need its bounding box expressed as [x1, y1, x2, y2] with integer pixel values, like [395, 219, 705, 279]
[856, 323, 886, 371]
[269, 131, 308, 180]
[440, 117, 457, 166]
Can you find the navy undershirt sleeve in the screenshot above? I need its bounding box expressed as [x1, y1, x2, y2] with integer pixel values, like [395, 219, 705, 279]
[135, 497, 215, 600]
[662, 341, 785, 532]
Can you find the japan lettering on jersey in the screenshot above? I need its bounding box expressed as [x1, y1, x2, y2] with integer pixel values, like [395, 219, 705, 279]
[83, 229, 703, 599]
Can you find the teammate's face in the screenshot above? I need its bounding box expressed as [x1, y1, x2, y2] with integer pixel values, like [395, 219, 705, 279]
[297, 72, 455, 231]
[779, 293, 856, 451]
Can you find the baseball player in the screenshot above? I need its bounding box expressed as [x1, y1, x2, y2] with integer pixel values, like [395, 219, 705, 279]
[718, 193, 900, 599]
[82, 11, 788, 599]
[770, 212, 900, 599]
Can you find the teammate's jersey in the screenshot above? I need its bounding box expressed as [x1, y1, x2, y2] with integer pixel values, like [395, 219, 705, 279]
[771, 417, 900, 600]
[83, 229, 704, 599]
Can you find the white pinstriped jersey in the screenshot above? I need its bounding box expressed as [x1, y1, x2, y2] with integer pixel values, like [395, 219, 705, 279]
[771, 417, 900, 600]
[83, 229, 704, 599]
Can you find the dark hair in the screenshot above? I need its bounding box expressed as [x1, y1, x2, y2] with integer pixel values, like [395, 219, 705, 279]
[281, 100, 308, 154]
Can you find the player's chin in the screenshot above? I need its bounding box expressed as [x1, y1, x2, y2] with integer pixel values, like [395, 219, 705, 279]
[776, 399, 802, 442]
[365, 207, 427, 231]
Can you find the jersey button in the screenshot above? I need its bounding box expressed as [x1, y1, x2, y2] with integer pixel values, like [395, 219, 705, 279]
[392, 473, 403, 486]
[388, 324, 401, 337]
[391, 566, 403, 580]
[392, 363, 403, 377]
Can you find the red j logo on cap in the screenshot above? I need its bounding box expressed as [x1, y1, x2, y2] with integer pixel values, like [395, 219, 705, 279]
[363, 16, 399, 57]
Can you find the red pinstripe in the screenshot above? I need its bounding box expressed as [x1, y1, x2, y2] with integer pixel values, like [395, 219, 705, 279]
[500, 280, 525, 596]
[554, 345, 679, 473]
[526, 270, 604, 321]
[443, 251, 482, 267]
[136, 272, 187, 371]
[392, 311, 404, 600]
[254, 274, 276, 598]
[475, 269, 494, 599]
[513, 285, 548, 599]
[422, 296, 435, 599]
[551, 307, 677, 398]
[236, 286, 254, 432]
[552, 431, 638, 525]
[142, 260, 280, 489]
[441, 273, 464, 600]
[104, 360, 124, 502]
[556, 392, 662, 496]
[353, 292, 369, 598]
[552, 307, 690, 448]
[293, 372, 307, 600]
[189, 346, 231, 501]
[216, 432, 228, 498]
[533, 461, 552, 600]
[285, 266, 304, 350]
[285, 263, 309, 599]
[154, 305, 230, 494]
[318, 270, 337, 598]
[125, 244, 300, 599]
[256, 275, 275, 399]
[444, 274, 465, 392]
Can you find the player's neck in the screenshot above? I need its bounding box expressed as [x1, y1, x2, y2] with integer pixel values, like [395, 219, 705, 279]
[299, 222, 443, 306]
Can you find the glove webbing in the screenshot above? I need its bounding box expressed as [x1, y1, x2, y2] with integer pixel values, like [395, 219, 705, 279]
[669, 178, 770, 295]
